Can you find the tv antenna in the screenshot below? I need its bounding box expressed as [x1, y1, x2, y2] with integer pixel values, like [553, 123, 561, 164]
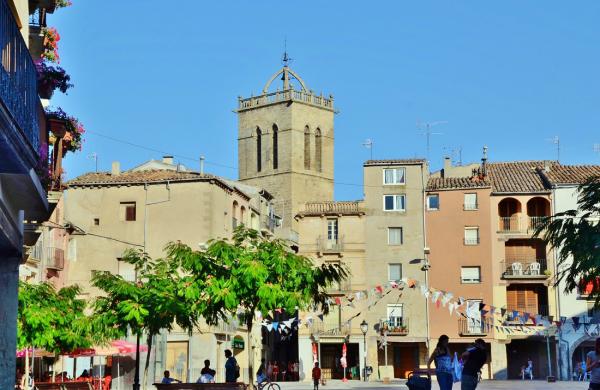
[417, 121, 447, 161]
[362, 139, 374, 160]
[88, 152, 98, 172]
[442, 145, 463, 166]
[546, 136, 560, 162]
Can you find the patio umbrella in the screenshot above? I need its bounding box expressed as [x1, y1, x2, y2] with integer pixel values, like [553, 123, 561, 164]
[341, 343, 348, 382]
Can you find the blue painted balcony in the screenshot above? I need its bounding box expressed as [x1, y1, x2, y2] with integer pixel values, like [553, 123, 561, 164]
[0, 0, 48, 254]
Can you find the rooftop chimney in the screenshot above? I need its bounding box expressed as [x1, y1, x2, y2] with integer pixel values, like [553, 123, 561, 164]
[200, 155, 205, 175]
[111, 161, 121, 176]
[481, 146, 488, 177]
[162, 155, 174, 165]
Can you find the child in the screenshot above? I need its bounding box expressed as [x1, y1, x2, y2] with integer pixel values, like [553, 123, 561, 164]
[312, 362, 322, 390]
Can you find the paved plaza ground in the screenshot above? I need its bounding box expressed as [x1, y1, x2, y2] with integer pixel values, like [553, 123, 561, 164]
[279, 379, 590, 390]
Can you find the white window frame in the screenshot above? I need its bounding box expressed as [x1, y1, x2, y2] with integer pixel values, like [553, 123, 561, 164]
[383, 168, 406, 185]
[461, 266, 481, 284]
[388, 263, 402, 282]
[464, 193, 478, 210]
[386, 304, 404, 326]
[427, 194, 440, 210]
[383, 194, 406, 212]
[387, 227, 403, 245]
[327, 219, 339, 241]
[464, 227, 480, 245]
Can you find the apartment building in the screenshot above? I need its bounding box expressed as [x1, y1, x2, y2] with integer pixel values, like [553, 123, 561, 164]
[0, 0, 51, 387]
[426, 173, 495, 379]
[296, 201, 366, 381]
[537, 165, 600, 379]
[63, 158, 276, 385]
[486, 161, 559, 379]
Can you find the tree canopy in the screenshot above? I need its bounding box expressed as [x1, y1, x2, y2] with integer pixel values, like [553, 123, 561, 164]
[534, 176, 600, 303]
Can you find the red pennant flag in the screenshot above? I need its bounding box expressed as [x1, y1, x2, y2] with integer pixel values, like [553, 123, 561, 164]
[376, 285, 384, 294]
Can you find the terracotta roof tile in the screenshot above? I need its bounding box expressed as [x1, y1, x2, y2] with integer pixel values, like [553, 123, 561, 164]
[540, 165, 600, 185]
[427, 177, 491, 191]
[66, 170, 225, 188]
[364, 159, 426, 166]
[486, 161, 556, 193]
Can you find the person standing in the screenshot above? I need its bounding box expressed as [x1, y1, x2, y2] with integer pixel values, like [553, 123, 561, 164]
[586, 337, 600, 390]
[197, 360, 216, 383]
[427, 335, 453, 390]
[460, 339, 487, 390]
[312, 362, 322, 390]
[224, 349, 239, 383]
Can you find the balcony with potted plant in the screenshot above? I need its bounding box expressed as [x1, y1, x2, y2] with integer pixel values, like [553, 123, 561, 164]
[45, 107, 84, 189]
[35, 61, 73, 99]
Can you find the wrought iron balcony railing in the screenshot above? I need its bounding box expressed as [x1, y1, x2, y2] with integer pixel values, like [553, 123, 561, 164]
[0, 0, 40, 152]
[380, 318, 409, 335]
[458, 317, 488, 336]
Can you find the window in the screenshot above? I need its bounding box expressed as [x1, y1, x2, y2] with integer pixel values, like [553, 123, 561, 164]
[389, 264, 402, 282]
[461, 266, 481, 283]
[464, 193, 478, 210]
[383, 168, 406, 185]
[466, 299, 483, 333]
[383, 195, 406, 211]
[272, 124, 278, 169]
[427, 194, 440, 210]
[256, 127, 262, 172]
[304, 126, 311, 169]
[386, 304, 404, 326]
[232, 201, 238, 229]
[388, 227, 403, 245]
[327, 219, 338, 241]
[464, 227, 479, 245]
[120, 202, 136, 221]
[93, 218, 100, 226]
[315, 128, 322, 172]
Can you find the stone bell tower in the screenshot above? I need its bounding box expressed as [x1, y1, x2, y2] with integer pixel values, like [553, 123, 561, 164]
[236, 59, 335, 232]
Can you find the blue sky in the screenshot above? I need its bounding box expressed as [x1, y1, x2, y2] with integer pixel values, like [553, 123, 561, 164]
[54, 1, 600, 200]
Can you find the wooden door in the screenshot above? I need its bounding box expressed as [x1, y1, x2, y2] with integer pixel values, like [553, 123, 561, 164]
[507, 287, 539, 314]
[393, 345, 417, 379]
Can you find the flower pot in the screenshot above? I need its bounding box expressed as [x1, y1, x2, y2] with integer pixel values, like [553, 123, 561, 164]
[48, 118, 67, 137]
[28, 26, 44, 60]
[37, 79, 55, 99]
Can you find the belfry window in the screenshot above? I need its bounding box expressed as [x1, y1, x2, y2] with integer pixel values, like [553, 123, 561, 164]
[304, 126, 311, 169]
[272, 124, 278, 169]
[256, 127, 262, 172]
[315, 128, 322, 172]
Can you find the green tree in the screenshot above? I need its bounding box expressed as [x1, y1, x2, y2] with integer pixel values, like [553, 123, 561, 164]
[534, 176, 600, 303]
[91, 249, 199, 389]
[167, 226, 347, 384]
[18, 282, 93, 381]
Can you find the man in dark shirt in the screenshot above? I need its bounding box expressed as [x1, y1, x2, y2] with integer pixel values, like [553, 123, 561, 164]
[461, 338, 487, 390]
[224, 349, 238, 383]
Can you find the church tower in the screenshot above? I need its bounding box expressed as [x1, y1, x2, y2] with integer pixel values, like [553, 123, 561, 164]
[236, 60, 335, 232]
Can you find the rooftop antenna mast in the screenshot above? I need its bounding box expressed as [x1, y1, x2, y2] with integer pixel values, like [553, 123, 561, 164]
[442, 145, 463, 166]
[88, 152, 98, 172]
[417, 121, 447, 161]
[362, 139, 374, 160]
[546, 136, 560, 162]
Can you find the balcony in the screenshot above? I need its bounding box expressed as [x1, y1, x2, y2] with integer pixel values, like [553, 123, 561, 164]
[458, 318, 488, 336]
[44, 246, 64, 269]
[380, 318, 409, 336]
[501, 259, 549, 280]
[238, 88, 334, 112]
[299, 201, 364, 217]
[317, 235, 344, 254]
[309, 321, 351, 337]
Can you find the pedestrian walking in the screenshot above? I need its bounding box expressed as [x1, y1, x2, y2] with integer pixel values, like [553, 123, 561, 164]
[224, 349, 239, 383]
[312, 362, 322, 390]
[460, 339, 487, 390]
[427, 335, 454, 390]
[586, 337, 600, 389]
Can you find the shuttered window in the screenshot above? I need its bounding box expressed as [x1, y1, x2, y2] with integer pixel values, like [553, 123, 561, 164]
[506, 287, 539, 314]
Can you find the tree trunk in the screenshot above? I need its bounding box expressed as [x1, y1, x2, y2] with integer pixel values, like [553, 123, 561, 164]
[142, 334, 154, 389]
[246, 316, 254, 388]
[133, 332, 141, 390]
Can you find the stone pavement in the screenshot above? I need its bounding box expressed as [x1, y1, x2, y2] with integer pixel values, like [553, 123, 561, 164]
[278, 379, 590, 390]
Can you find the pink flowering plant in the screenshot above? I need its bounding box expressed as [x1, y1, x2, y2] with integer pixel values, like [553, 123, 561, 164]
[41, 27, 60, 63]
[46, 108, 85, 152]
[35, 61, 73, 98]
[57, 0, 73, 7]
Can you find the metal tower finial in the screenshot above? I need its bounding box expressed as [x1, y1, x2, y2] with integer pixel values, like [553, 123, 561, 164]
[282, 38, 292, 67]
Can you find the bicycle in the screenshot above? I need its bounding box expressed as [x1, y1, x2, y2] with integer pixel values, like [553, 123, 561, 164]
[257, 378, 280, 390]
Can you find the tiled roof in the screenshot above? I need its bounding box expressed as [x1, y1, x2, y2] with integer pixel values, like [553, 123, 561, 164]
[364, 159, 426, 167]
[540, 165, 600, 185]
[487, 161, 556, 193]
[427, 177, 491, 191]
[67, 170, 228, 188]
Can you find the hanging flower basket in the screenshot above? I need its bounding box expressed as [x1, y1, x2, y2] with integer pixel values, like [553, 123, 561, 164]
[35, 61, 73, 99]
[29, 0, 70, 14]
[45, 108, 85, 153]
[41, 27, 60, 63]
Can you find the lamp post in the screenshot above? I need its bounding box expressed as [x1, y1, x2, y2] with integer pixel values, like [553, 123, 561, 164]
[360, 320, 368, 382]
[545, 328, 553, 381]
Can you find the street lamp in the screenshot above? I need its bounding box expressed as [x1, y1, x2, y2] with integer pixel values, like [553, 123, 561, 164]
[360, 320, 368, 382]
